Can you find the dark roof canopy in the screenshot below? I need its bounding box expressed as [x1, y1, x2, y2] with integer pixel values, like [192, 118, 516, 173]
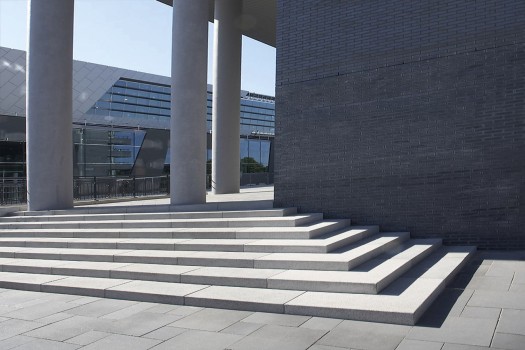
[156, 0, 276, 47]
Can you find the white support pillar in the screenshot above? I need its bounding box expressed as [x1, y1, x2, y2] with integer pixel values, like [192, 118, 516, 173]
[212, 0, 242, 194]
[170, 0, 209, 205]
[26, 0, 74, 211]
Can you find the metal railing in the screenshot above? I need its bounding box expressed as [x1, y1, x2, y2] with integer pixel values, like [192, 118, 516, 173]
[206, 172, 274, 189]
[0, 175, 170, 205]
[74, 176, 170, 201]
[0, 177, 26, 205]
[1, 172, 274, 206]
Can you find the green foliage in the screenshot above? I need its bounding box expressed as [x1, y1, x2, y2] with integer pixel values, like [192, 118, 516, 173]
[240, 157, 267, 173]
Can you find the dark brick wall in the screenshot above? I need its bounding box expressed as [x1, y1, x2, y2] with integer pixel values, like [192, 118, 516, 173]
[274, 0, 525, 249]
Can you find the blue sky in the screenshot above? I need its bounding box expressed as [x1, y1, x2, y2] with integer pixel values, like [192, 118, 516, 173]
[0, 0, 276, 96]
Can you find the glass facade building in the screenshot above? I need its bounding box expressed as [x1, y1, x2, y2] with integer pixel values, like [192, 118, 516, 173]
[0, 77, 275, 180]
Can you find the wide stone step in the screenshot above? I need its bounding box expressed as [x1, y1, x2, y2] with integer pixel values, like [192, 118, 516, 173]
[12, 199, 274, 217]
[284, 246, 476, 324]
[0, 232, 407, 270]
[0, 226, 375, 253]
[0, 213, 323, 229]
[0, 220, 350, 240]
[0, 239, 440, 293]
[1, 208, 297, 222]
[253, 232, 410, 270]
[266, 239, 442, 293]
[0, 246, 475, 325]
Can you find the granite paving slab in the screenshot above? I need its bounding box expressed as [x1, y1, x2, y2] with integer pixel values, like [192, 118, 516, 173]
[169, 308, 252, 332]
[149, 329, 243, 350]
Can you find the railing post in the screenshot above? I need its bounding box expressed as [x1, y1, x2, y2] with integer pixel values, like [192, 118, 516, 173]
[93, 176, 97, 201]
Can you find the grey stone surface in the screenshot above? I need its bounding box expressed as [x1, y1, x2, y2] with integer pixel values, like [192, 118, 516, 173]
[2, 300, 77, 320]
[65, 330, 110, 346]
[299, 317, 343, 331]
[396, 339, 443, 350]
[111, 264, 197, 282]
[145, 304, 181, 314]
[509, 283, 525, 292]
[460, 275, 513, 292]
[441, 344, 495, 350]
[241, 312, 310, 327]
[52, 261, 131, 278]
[496, 309, 525, 336]
[460, 306, 501, 320]
[101, 302, 158, 320]
[0, 319, 43, 341]
[66, 298, 138, 318]
[105, 280, 208, 304]
[166, 305, 204, 317]
[0, 251, 522, 349]
[180, 266, 283, 288]
[99, 312, 182, 337]
[142, 326, 187, 340]
[41, 276, 131, 297]
[307, 346, 350, 350]
[80, 334, 161, 350]
[185, 285, 304, 313]
[169, 308, 252, 332]
[318, 320, 409, 350]
[407, 317, 497, 347]
[467, 290, 525, 310]
[491, 332, 525, 350]
[24, 315, 106, 341]
[150, 330, 242, 350]
[10, 338, 81, 350]
[0, 335, 35, 350]
[220, 321, 264, 336]
[229, 324, 326, 350]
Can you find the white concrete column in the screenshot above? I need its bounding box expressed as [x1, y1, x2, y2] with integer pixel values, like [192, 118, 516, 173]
[170, 0, 209, 205]
[212, 0, 242, 194]
[26, 0, 74, 211]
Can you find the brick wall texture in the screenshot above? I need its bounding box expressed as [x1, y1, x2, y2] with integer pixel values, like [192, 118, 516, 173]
[274, 0, 525, 249]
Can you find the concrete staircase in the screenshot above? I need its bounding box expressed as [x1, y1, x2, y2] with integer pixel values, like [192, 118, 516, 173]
[0, 205, 475, 325]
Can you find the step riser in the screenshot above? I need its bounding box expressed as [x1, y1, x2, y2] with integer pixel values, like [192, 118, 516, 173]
[0, 228, 376, 253]
[0, 279, 283, 314]
[347, 234, 410, 270]
[243, 226, 378, 254]
[374, 243, 442, 293]
[0, 229, 339, 240]
[0, 220, 314, 229]
[0, 213, 321, 230]
[253, 234, 409, 271]
[236, 220, 351, 240]
[0, 248, 395, 271]
[0, 246, 476, 325]
[1, 208, 298, 222]
[0, 245, 472, 325]
[0, 205, 477, 326]
[266, 242, 442, 294]
[0, 264, 267, 288]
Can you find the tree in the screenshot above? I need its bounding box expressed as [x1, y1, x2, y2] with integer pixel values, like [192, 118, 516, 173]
[240, 157, 267, 173]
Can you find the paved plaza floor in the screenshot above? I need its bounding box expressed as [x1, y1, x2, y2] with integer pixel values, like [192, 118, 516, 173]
[0, 251, 522, 349]
[0, 187, 524, 349]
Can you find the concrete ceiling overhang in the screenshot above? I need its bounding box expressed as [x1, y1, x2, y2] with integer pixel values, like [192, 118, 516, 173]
[156, 0, 276, 47]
